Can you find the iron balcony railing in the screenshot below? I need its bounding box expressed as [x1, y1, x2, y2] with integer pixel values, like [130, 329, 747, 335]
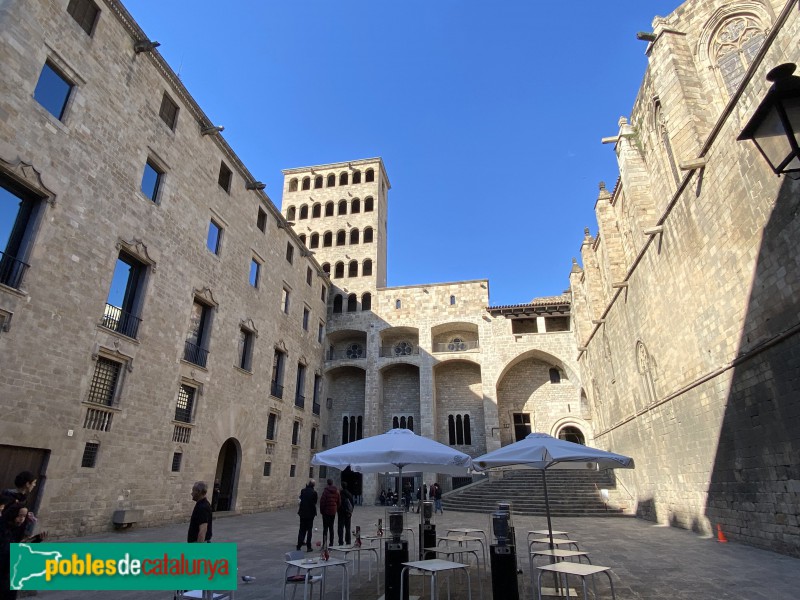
[0, 251, 29, 290]
[326, 350, 367, 360]
[295, 394, 305, 409]
[433, 340, 480, 353]
[312, 400, 321, 415]
[270, 380, 284, 399]
[183, 340, 209, 368]
[379, 345, 419, 358]
[101, 303, 142, 339]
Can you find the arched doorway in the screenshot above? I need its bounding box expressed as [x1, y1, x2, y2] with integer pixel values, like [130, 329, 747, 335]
[557, 426, 585, 445]
[341, 466, 363, 505]
[214, 438, 240, 512]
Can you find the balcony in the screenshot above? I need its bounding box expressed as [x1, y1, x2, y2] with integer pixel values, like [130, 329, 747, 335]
[0, 251, 29, 290]
[295, 394, 305, 409]
[380, 344, 419, 358]
[327, 349, 367, 360]
[312, 400, 321, 415]
[101, 303, 142, 339]
[433, 340, 479, 353]
[271, 380, 284, 399]
[183, 341, 209, 368]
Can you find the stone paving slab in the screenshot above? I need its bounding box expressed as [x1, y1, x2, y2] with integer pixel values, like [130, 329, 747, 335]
[36, 506, 800, 599]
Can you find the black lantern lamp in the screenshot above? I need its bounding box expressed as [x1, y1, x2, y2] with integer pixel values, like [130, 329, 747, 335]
[388, 508, 404, 542]
[738, 63, 800, 179]
[491, 501, 513, 546]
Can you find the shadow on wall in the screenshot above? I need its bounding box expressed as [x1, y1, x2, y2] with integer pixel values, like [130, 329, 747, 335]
[635, 496, 657, 521]
[704, 176, 800, 557]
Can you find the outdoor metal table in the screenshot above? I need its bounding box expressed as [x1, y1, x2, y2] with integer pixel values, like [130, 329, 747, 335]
[423, 547, 483, 598]
[400, 559, 472, 600]
[445, 527, 488, 548]
[329, 544, 381, 592]
[283, 556, 349, 600]
[528, 537, 581, 553]
[536, 562, 617, 600]
[436, 534, 487, 577]
[528, 548, 591, 600]
[527, 529, 569, 546]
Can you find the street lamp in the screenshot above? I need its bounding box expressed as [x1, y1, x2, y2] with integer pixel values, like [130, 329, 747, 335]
[737, 63, 800, 178]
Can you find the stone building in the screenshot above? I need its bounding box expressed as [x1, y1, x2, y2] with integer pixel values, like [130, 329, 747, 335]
[570, 0, 800, 555]
[0, 0, 585, 536]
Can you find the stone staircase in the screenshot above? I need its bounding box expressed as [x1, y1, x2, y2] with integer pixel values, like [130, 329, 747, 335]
[443, 469, 631, 516]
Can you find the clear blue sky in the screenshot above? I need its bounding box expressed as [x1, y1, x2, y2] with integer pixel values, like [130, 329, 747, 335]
[122, 0, 682, 306]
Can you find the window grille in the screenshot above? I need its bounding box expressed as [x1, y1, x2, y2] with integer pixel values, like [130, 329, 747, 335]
[175, 385, 195, 423]
[81, 442, 99, 468]
[159, 93, 178, 129]
[87, 357, 121, 406]
[263, 462, 272, 476]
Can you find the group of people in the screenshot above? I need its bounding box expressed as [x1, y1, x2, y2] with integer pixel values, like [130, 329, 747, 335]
[297, 479, 355, 551]
[1, 471, 48, 600]
[378, 481, 443, 513]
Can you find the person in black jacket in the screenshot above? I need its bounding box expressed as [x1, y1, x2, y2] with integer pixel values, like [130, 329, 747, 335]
[337, 482, 354, 546]
[297, 479, 318, 552]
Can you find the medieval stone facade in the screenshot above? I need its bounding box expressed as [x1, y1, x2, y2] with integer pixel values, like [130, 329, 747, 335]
[570, 0, 800, 556]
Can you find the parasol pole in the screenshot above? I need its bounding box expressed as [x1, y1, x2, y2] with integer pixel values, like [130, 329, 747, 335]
[542, 469, 560, 593]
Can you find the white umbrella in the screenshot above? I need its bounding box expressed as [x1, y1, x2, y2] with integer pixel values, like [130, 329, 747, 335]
[311, 428, 473, 486]
[473, 433, 634, 551]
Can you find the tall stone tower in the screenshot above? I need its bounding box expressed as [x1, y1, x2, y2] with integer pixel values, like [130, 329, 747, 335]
[281, 158, 390, 311]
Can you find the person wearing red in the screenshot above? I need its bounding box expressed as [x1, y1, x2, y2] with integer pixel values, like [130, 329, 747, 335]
[319, 478, 340, 547]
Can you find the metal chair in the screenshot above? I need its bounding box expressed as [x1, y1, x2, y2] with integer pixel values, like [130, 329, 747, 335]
[283, 550, 323, 600]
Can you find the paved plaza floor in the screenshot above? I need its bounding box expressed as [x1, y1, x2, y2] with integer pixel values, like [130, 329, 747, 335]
[37, 505, 800, 599]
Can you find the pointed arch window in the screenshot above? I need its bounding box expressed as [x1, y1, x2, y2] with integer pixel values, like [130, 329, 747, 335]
[713, 16, 766, 96]
[549, 368, 561, 384]
[636, 341, 658, 406]
[653, 99, 680, 186]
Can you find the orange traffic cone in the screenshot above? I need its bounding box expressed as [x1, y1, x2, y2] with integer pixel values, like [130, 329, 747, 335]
[716, 523, 728, 543]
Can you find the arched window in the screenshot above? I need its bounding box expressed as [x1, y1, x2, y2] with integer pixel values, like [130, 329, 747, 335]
[348, 260, 358, 277]
[327, 173, 336, 187]
[365, 169, 374, 183]
[364, 197, 374, 212]
[395, 299, 401, 309]
[299, 205, 308, 219]
[356, 416, 363, 440]
[448, 415, 456, 445]
[334, 262, 344, 278]
[464, 415, 471, 445]
[338, 200, 347, 215]
[347, 293, 357, 312]
[400, 416, 407, 429]
[713, 16, 766, 96]
[636, 340, 658, 405]
[298, 234, 306, 245]
[310, 233, 320, 249]
[312, 203, 321, 218]
[286, 206, 296, 221]
[351, 199, 360, 213]
[333, 294, 343, 313]
[549, 368, 561, 384]
[350, 229, 359, 244]
[342, 416, 349, 445]
[653, 99, 680, 186]
[301, 177, 310, 190]
[448, 414, 471, 445]
[325, 202, 334, 217]
[336, 230, 346, 246]
[322, 263, 330, 275]
[392, 416, 399, 429]
[362, 259, 373, 277]
[314, 175, 323, 189]
[289, 178, 298, 192]
[353, 170, 362, 184]
[339, 172, 348, 186]
[363, 227, 373, 243]
[361, 292, 372, 311]
[450, 295, 456, 305]
[407, 416, 413, 432]
[456, 415, 464, 445]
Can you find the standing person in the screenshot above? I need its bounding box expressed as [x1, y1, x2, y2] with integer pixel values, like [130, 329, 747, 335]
[297, 479, 318, 552]
[337, 482, 354, 546]
[433, 482, 443, 514]
[1, 471, 39, 539]
[187, 481, 212, 543]
[423, 483, 428, 502]
[319, 478, 340, 548]
[211, 480, 221, 512]
[414, 487, 422, 513]
[403, 482, 412, 513]
[1, 505, 45, 600]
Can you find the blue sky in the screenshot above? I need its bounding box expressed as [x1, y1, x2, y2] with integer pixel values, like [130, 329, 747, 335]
[121, 0, 682, 306]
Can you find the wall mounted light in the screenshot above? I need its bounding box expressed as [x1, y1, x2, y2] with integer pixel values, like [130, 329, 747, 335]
[738, 63, 800, 179]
